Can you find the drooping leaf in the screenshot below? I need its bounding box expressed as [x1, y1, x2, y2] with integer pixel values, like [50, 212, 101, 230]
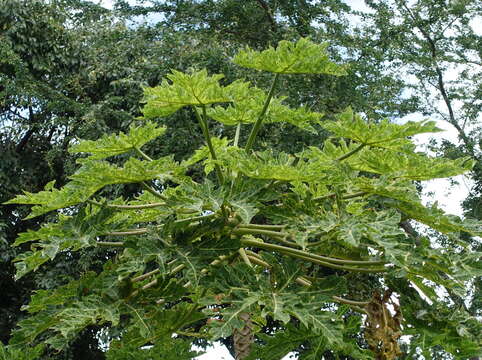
[401, 293, 482, 359]
[322, 107, 443, 151]
[5, 156, 184, 218]
[352, 148, 475, 180]
[11, 294, 120, 350]
[384, 198, 482, 236]
[69, 121, 166, 160]
[11, 208, 115, 279]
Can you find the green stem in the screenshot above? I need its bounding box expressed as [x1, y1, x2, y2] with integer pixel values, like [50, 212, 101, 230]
[238, 229, 300, 248]
[234, 123, 241, 147]
[274, 237, 301, 248]
[194, 106, 224, 184]
[174, 212, 216, 225]
[132, 268, 160, 283]
[106, 228, 150, 236]
[245, 73, 280, 152]
[336, 143, 366, 161]
[313, 191, 368, 203]
[313, 193, 336, 202]
[349, 306, 368, 314]
[141, 278, 158, 290]
[176, 331, 209, 339]
[233, 228, 288, 240]
[246, 255, 271, 268]
[332, 296, 370, 306]
[106, 213, 215, 236]
[170, 264, 186, 275]
[129, 264, 186, 299]
[240, 238, 386, 269]
[88, 199, 166, 210]
[343, 191, 368, 199]
[245, 249, 262, 259]
[244, 253, 312, 287]
[295, 277, 312, 287]
[96, 241, 125, 247]
[285, 252, 385, 273]
[201, 254, 233, 274]
[238, 223, 286, 231]
[238, 248, 252, 267]
[331, 296, 369, 314]
[141, 182, 167, 201]
[134, 146, 153, 162]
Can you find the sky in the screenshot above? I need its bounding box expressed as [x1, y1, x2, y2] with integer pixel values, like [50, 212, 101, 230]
[96, 0, 478, 358]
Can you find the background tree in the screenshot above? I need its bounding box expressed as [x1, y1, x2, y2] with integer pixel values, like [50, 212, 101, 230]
[358, 0, 482, 335]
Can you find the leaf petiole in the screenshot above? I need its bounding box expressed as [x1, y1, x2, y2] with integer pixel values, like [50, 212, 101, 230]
[245, 73, 280, 152]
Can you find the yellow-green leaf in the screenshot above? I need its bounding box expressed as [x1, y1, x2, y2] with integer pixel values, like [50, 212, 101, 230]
[141, 69, 231, 118]
[233, 38, 347, 75]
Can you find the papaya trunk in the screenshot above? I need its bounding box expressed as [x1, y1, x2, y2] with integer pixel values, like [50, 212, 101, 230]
[233, 313, 254, 359]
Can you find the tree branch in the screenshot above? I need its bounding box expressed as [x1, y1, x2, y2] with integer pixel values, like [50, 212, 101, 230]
[400, 1, 476, 157]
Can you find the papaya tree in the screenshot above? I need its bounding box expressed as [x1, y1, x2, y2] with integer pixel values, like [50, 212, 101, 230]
[3, 38, 481, 359]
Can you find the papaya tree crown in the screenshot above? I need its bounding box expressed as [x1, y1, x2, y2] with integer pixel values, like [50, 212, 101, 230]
[4, 38, 481, 359]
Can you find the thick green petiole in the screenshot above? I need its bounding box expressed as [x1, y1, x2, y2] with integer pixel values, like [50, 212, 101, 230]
[336, 143, 365, 161]
[238, 223, 286, 231]
[97, 241, 125, 247]
[234, 123, 241, 147]
[240, 238, 386, 272]
[141, 182, 168, 201]
[134, 146, 153, 162]
[88, 199, 166, 210]
[194, 106, 224, 184]
[245, 73, 280, 152]
[233, 227, 288, 240]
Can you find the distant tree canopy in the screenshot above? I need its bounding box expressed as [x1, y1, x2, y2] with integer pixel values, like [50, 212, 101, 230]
[0, 1, 480, 359]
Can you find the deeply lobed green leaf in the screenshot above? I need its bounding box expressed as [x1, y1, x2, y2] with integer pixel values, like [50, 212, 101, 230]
[5, 156, 184, 219]
[322, 107, 443, 151]
[207, 80, 323, 132]
[233, 37, 347, 75]
[69, 121, 166, 160]
[141, 69, 230, 118]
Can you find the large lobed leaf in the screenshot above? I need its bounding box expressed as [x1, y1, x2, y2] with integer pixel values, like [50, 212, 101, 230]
[201, 261, 349, 341]
[233, 37, 347, 75]
[69, 121, 166, 160]
[322, 107, 443, 151]
[352, 148, 474, 180]
[5, 156, 183, 218]
[141, 69, 230, 118]
[207, 80, 323, 132]
[11, 208, 116, 279]
[10, 270, 122, 350]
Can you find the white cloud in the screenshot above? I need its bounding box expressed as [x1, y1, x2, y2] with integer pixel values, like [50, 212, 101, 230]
[98, 0, 114, 9]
